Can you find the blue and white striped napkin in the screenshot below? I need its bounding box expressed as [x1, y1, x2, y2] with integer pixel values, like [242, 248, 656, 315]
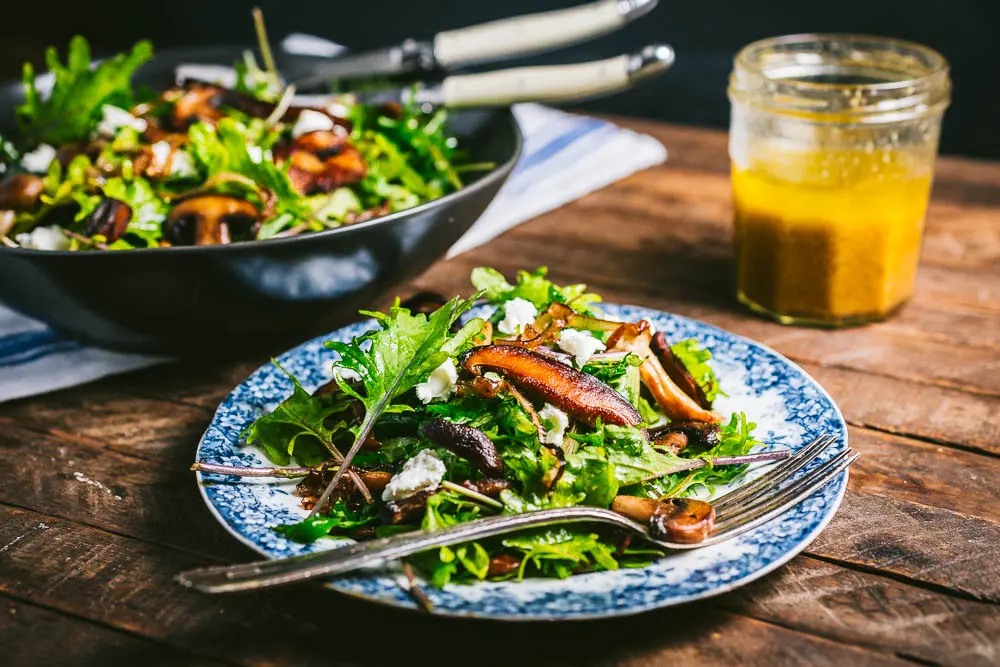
[0, 61, 665, 403]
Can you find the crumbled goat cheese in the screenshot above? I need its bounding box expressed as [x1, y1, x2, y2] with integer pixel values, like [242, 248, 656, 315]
[15, 226, 70, 251]
[95, 105, 147, 138]
[497, 298, 538, 335]
[149, 141, 197, 178]
[539, 403, 570, 447]
[20, 143, 56, 173]
[415, 359, 458, 404]
[557, 328, 606, 368]
[382, 449, 447, 502]
[292, 109, 335, 139]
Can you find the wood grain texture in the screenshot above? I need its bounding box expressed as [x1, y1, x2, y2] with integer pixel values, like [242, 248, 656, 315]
[3, 118, 999, 665]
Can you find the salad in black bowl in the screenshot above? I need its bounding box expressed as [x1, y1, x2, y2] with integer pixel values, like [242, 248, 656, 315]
[0, 22, 519, 353]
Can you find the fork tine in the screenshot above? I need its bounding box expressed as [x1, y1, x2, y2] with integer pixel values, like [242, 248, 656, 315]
[712, 434, 835, 512]
[712, 450, 859, 537]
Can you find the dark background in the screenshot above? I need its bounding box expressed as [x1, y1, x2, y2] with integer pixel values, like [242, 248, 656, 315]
[2, 0, 998, 157]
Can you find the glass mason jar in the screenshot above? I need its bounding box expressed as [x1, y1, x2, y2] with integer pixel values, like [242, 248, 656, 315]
[728, 35, 951, 326]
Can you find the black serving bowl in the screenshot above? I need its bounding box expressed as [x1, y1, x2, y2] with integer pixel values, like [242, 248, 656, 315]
[0, 47, 520, 354]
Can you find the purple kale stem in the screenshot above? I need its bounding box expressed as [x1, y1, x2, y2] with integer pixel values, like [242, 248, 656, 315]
[190, 461, 333, 478]
[669, 448, 792, 473]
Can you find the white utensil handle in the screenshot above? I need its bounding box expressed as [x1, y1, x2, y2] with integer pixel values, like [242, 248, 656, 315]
[441, 54, 632, 107]
[433, 0, 655, 68]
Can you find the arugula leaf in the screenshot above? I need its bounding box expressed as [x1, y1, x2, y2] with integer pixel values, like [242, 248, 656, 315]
[471, 266, 601, 314]
[582, 354, 643, 406]
[411, 492, 486, 586]
[503, 528, 619, 579]
[17, 36, 152, 147]
[671, 339, 726, 403]
[309, 296, 479, 513]
[242, 363, 356, 466]
[274, 500, 378, 543]
[100, 176, 168, 247]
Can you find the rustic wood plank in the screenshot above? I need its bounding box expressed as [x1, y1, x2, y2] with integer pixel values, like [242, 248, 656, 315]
[0, 595, 228, 667]
[721, 556, 1000, 667]
[810, 491, 1000, 602]
[0, 504, 910, 667]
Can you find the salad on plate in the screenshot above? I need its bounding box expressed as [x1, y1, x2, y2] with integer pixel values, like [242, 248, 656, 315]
[193, 267, 783, 587]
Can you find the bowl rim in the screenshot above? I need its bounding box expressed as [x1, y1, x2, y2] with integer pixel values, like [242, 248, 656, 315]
[0, 45, 523, 258]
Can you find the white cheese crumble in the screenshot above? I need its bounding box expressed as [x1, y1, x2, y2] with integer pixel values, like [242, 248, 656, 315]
[20, 143, 56, 173]
[557, 328, 606, 368]
[497, 298, 538, 335]
[332, 366, 362, 383]
[15, 226, 70, 251]
[539, 403, 570, 447]
[95, 105, 147, 138]
[149, 141, 197, 179]
[382, 449, 447, 502]
[292, 109, 335, 139]
[415, 359, 458, 404]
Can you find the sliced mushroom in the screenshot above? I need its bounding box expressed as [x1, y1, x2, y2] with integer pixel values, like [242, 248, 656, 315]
[381, 489, 435, 525]
[83, 198, 132, 242]
[649, 420, 721, 453]
[487, 553, 523, 577]
[461, 478, 513, 498]
[648, 497, 715, 544]
[296, 468, 392, 511]
[286, 144, 367, 195]
[460, 345, 642, 427]
[420, 419, 504, 476]
[165, 195, 259, 245]
[611, 495, 716, 544]
[650, 332, 713, 409]
[652, 431, 689, 455]
[606, 322, 719, 423]
[0, 174, 45, 211]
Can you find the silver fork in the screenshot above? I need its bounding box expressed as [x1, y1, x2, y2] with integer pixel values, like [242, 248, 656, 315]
[179, 434, 854, 593]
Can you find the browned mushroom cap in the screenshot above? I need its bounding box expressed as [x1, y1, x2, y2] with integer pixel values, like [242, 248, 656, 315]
[460, 345, 642, 427]
[650, 332, 713, 409]
[0, 174, 46, 212]
[286, 144, 367, 195]
[606, 322, 719, 423]
[651, 431, 689, 455]
[648, 497, 715, 544]
[487, 553, 523, 577]
[84, 198, 132, 242]
[165, 195, 259, 246]
[611, 495, 716, 544]
[420, 418, 504, 476]
[381, 490, 435, 525]
[461, 478, 513, 498]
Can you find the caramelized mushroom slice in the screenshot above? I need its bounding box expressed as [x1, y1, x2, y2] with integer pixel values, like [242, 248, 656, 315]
[382, 490, 435, 525]
[420, 419, 504, 476]
[651, 431, 689, 455]
[649, 498, 715, 544]
[487, 553, 523, 577]
[165, 195, 259, 245]
[650, 332, 713, 409]
[84, 198, 132, 242]
[460, 345, 642, 427]
[0, 174, 46, 211]
[611, 495, 716, 544]
[606, 322, 719, 423]
[286, 144, 367, 195]
[461, 478, 513, 498]
[296, 469, 392, 511]
[649, 420, 721, 453]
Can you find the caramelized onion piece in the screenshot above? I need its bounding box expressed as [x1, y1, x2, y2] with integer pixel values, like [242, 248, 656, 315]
[420, 419, 504, 476]
[648, 497, 716, 544]
[84, 197, 132, 242]
[460, 345, 642, 427]
[606, 322, 718, 423]
[165, 195, 259, 245]
[650, 332, 713, 409]
[0, 174, 45, 211]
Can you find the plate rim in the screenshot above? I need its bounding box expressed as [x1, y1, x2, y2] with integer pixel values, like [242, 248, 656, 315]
[194, 302, 849, 620]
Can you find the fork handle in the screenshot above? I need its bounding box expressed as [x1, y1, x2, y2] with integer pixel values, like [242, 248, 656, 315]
[177, 507, 632, 593]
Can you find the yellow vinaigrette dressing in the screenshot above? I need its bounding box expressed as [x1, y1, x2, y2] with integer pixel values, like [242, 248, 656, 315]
[733, 149, 932, 324]
[727, 34, 950, 326]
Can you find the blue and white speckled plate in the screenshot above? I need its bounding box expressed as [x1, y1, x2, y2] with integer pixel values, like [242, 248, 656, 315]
[195, 304, 848, 620]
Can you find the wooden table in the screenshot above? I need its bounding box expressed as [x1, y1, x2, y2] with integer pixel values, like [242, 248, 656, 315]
[2, 119, 999, 667]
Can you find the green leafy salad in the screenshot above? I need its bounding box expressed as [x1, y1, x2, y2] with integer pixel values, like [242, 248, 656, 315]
[0, 27, 473, 251]
[196, 267, 765, 586]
